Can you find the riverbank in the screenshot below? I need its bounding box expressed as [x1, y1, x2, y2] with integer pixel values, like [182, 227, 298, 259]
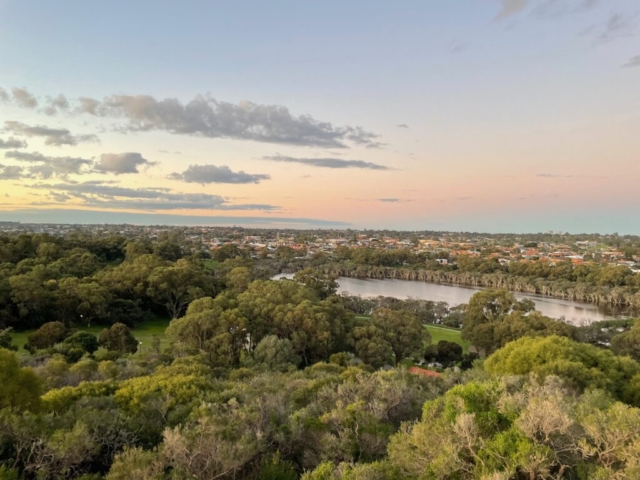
[274, 273, 636, 324]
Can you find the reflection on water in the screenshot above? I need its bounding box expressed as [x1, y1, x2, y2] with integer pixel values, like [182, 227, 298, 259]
[273, 274, 635, 325]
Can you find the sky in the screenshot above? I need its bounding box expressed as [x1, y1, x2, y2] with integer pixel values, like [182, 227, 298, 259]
[0, 0, 639, 233]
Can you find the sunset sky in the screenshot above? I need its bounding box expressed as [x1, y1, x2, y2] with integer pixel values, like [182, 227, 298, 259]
[0, 0, 639, 233]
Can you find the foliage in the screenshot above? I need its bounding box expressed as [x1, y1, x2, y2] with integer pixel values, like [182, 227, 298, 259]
[0, 348, 42, 411]
[611, 320, 640, 361]
[25, 321, 68, 353]
[99, 323, 139, 354]
[485, 335, 640, 405]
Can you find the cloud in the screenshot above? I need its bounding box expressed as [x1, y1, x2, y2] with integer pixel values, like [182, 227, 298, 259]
[0, 137, 28, 149]
[378, 198, 401, 203]
[28, 181, 280, 212]
[94, 152, 155, 175]
[5, 150, 94, 178]
[69, 92, 381, 148]
[43, 94, 70, 116]
[3, 121, 99, 146]
[449, 41, 467, 54]
[11, 87, 38, 109]
[262, 154, 392, 170]
[169, 164, 271, 184]
[537, 173, 564, 178]
[584, 13, 638, 44]
[48, 191, 71, 202]
[623, 54, 640, 68]
[534, 0, 599, 17]
[0, 209, 351, 227]
[0, 88, 9, 103]
[77, 97, 100, 115]
[495, 0, 528, 20]
[0, 164, 25, 180]
[397, 124, 410, 129]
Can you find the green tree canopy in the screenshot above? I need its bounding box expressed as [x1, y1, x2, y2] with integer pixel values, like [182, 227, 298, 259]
[485, 335, 640, 405]
[0, 348, 42, 411]
[98, 323, 139, 354]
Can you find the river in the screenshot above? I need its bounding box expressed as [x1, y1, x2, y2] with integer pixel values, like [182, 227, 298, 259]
[273, 274, 635, 325]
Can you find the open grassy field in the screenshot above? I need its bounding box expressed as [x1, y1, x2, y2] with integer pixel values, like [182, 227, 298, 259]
[425, 325, 470, 351]
[11, 317, 172, 354]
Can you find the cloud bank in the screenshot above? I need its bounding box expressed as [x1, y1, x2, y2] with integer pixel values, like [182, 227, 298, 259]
[262, 154, 392, 170]
[169, 164, 271, 184]
[2, 86, 383, 148]
[0, 137, 28, 149]
[3, 121, 99, 146]
[28, 181, 280, 212]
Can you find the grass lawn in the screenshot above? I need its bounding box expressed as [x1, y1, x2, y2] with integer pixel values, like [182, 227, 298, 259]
[11, 317, 172, 354]
[203, 259, 219, 271]
[356, 315, 469, 352]
[425, 325, 470, 352]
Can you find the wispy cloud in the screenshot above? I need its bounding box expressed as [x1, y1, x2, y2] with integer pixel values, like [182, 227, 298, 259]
[11, 87, 38, 109]
[495, 0, 528, 21]
[449, 41, 467, 54]
[623, 54, 640, 68]
[5, 150, 94, 178]
[496, 0, 600, 20]
[169, 164, 271, 184]
[581, 13, 638, 44]
[28, 181, 281, 212]
[346, 197, 412, 203]
[43, 94, 70, 116]
[3, 121, 99, 147]
[262, 154, 392, 170]
[0, 137, 27, 149]
[397, 124, 410, 129]
[534, 0, 599, 18]
[0, 164, 25, 180]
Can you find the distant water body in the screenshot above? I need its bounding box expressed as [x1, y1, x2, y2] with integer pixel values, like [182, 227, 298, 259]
[273, 274, 636, 325]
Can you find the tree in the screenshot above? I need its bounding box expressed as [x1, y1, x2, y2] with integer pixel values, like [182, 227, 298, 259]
[463, 289, 535, 339]
[465, 310, 576, 355]
[371, 308, 429, 361]
[153, 240, 182, 261]
[25, 321, 68, 352]
[166, 297, 248, 367]
[252, 335, 300, 371]
[57, 277, 111, 327]
[293, 268, 338, 300]
[424, 340, 463, 367]
[226, 266, 252, 292]
[0, 348, 42, 411]
[612, 321, 640, 361]
[236, 279, 318, 350]
[0, 327, 17, 351]
[147, 259, 208, 319]
[485, 335, 640, 405]
[98, 323, 138, 354]
[212, 244, 242, 262]
[349, 323, 395, 368]
[63, 331, 99, 355]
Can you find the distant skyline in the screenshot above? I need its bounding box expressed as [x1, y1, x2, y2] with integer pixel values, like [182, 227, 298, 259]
[1, 1, 639, 233]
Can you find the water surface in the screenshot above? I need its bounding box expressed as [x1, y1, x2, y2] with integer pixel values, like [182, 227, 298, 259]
[273, 274, 635, 325]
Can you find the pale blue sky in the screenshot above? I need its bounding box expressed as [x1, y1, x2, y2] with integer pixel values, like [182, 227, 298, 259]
[0, 1, 638, 232]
